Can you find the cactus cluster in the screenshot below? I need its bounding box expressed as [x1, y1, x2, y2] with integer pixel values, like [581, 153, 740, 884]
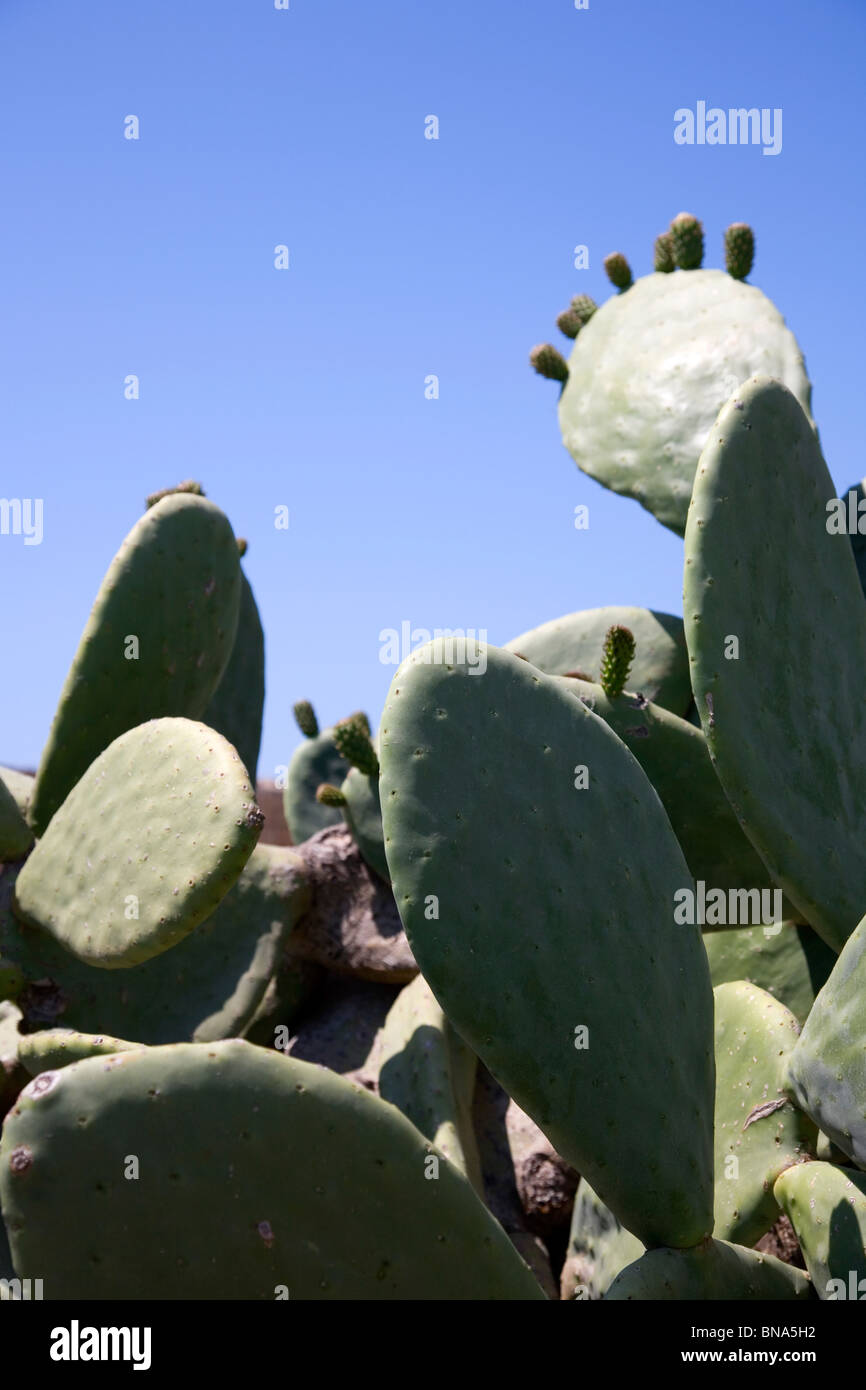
[0, 211, 863, 1303]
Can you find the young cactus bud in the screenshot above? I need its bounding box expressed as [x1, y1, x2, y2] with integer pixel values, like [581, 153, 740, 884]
[344, 710, 371, 737]
[529, 344, 569, 383]
[293, 700, 319, 739]
[316, 783, 347, 807]
[556, 307, 583, 339]
[653, 233, 675, 273]
[724, 222, 755, 280]
[603, 253, 633, 291]
[570, 294, 598, 324]
[333, 714, 379, 777]
[236, 537, 248, 558]
[669, 213, 704, 270]
[599, 626, 635, 700]
[145, 480, 205, 509]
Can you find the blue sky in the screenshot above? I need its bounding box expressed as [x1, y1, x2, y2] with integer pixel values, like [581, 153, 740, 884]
[1, 0, 863, 783]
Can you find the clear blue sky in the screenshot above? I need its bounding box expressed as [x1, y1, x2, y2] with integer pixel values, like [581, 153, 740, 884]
[1, 0, 863, 783]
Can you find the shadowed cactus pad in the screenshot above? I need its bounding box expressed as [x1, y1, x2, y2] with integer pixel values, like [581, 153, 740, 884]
[2, 843, 307, 1044]
[13, 718, 263, 969]
[774, 1162, 866, 1300]
[0, 1040, 544, 1299]
[380, 642, 715, 1248]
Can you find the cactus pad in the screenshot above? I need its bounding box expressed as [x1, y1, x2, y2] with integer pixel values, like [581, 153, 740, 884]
[14, 718, 263, 968]
[380, 642, 715, 1248]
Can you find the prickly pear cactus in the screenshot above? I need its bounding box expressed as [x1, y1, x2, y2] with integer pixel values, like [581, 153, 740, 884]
[539, 218, 812, 534]
[0, 1041, 544, 1299]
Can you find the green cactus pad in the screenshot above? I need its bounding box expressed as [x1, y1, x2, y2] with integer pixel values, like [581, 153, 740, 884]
[561, 1178, 644, 1300]
[556, 677, 793, 906]
[284, 729, 349, 843]
[380, 642, 715, 1249]
[558, 272, 812, 535]
[18, 1029, 142, 1076]
[14, 718, 263, 969]
[0, 779, 32, 863]
[341, 767, 388, 882]
[202, 572, 265, 783]
[712, 982, 816, 1246]
[506, 606, 691, 715]
[773, 1162, 866, 1300]
[0, 769, 33, 820]
[605, 1238, 812, 1300]
[684, 376, 862, 953]
[369, 973, 483, 1193]
[704, 923, 835, 1026]
[783, 909, 866, 1167]
[0, 1040, 544, 1299]
[29, 495, 242, 836]
[2, 845, 307, 1044]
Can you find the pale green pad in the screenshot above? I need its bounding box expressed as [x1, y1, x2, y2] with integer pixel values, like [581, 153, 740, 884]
[774, 1161, 866, 1300]
[712, 982, 815, 1246]
[506, 606, 691, 714]
[29, 495, 241, 836]
[605, 1238, 812, 1299]
[560, 270, 812, 534]
[380, 642, 715, 1248]
[14, 718, 263, 968]
[704, 922, 835, 1026]
[784, 909, 866, 1168]
[2, 845, 307, 1044]
[18, 1029, 141, 1075]
[684, 375, 865, 953]
[0, 1040, 544, 1299]
[369, 973, 483, 1193]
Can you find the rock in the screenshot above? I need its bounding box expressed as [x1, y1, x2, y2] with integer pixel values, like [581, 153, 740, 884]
[289, 825, 417, 982]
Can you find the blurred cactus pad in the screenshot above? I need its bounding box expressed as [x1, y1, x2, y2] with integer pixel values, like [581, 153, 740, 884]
[0, 210, 859, 1303]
